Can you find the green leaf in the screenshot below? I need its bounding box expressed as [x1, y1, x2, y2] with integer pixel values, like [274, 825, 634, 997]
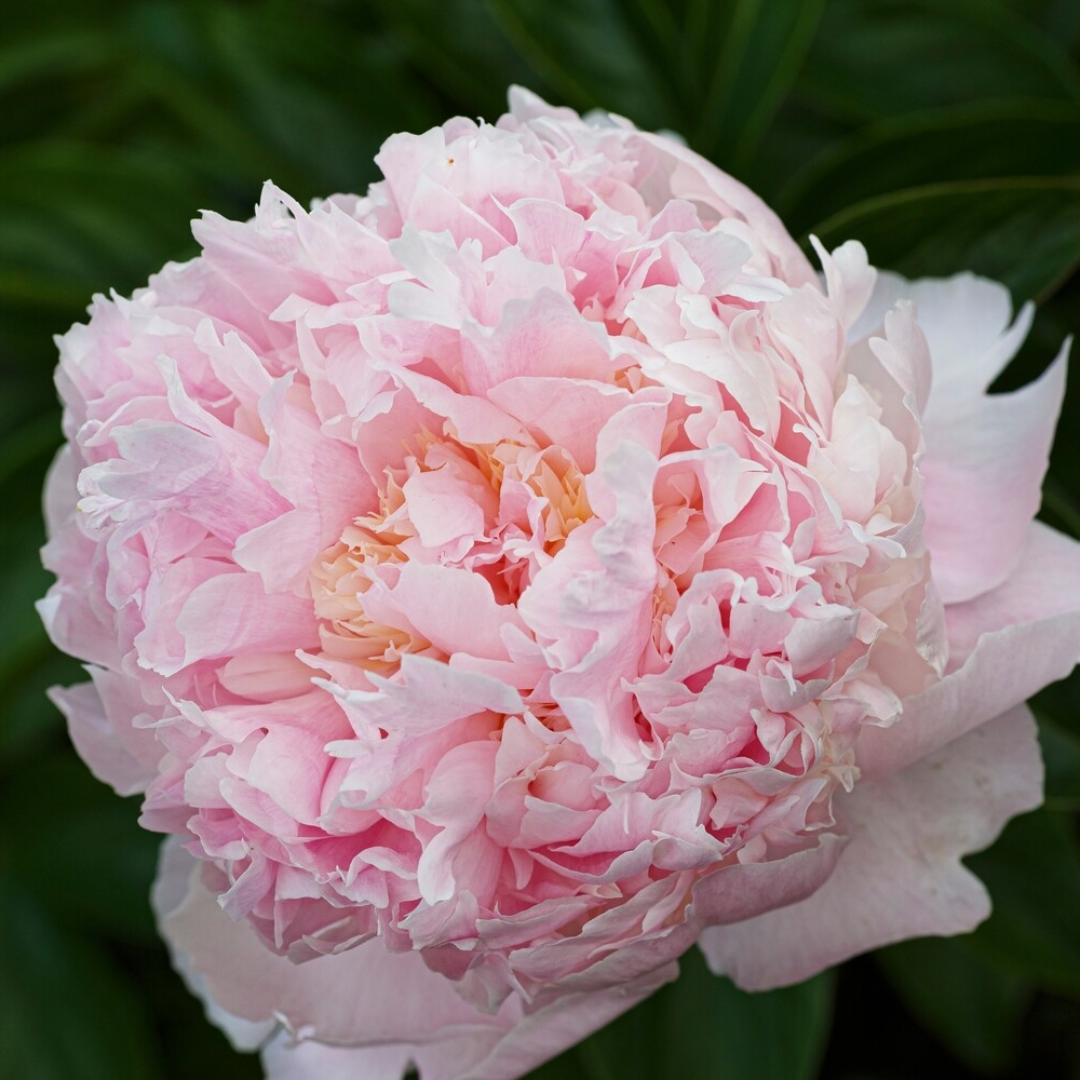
[0, 877, 164, 1079]
[0, 412, 60, 499]
[1041, 478, 1080, 542]
[532, 948, 833, 1079]
[0, 31, 110, 94]
[0, 508, 53, 691]
[1038, 716, 1080, 810]
[477, 0, 825, 165]
[781, 102, 1080, 233]
[1031, 665, 1080, 749]
[964, 807, 1080, 998]
[809, 178, 1080, 303]
[877, 935, 1032, 1073]
[800, 0, 1080, 122]
[369, 0, 534, 120]
[0, 141, 205, 299]
[0, 648, 78, 765]
[0, 754, 161, 941]
[661, 950, 834, 1080]
[481, 0, 677, 130]
[0, 28, 120, 148]
[200, 4, 435, 196]
[694, 0, 826, 170]
[997, 0, 1080, 49]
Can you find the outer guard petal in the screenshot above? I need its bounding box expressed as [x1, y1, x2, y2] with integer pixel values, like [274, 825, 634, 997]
[699, 705, 1042, 990]
[154, 839, 675, 1080]
[857, 522, 1080, 779]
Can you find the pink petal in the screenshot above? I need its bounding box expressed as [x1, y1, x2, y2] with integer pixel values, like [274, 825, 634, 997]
[522, 441, 660, 779]
[691, 832, 846, 929]
[153, 840, 506, 1045]
[235, 376, 376, 594]
[263, 1038, 411, 1080]
[173, 571, 320, 673]
[391, 366, 531, 446]
[850, 272, 1027, 397]
[390, 562, 526, 661]
[921, 338, 1067, 603]
[699, 704, 1043, 990]
[49, 672, 162, 796]
[327, 654, 523, 737]
[460, 289, 611, 396]
[262, 959, 673, 1080]
[853, 271, 1067, 603]
[244, 698, 349, 825]
[945, 521, 1080, 667]
[400, 467, 488, 550]
[634, 129, 817, 288]
[857, 522, 1080, 779]
[156, 839, 674, 1080]
[192, 184, 338, 313]
[486, 377, 652, 473]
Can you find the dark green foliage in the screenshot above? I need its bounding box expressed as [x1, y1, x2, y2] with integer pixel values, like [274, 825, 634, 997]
[532, 951, 833, 1080]
[1, 1, 1078, 1077]
[812, 179, 1080, 303]
[876, 936, 1032, 1074]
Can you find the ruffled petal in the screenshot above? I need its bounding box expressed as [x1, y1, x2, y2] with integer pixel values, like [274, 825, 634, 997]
[853, 271, 1068, 603]
[945, 520, 1080, 667]
[48, 671, 162, 796]
[153, 840, 508, 1046]
[156, 839, 674, 1080]
[699, 704, 1043, 990]
[857, 522, 1080, 778]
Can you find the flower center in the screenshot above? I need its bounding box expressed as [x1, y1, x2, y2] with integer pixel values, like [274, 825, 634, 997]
[309, 432, 592, 675]
[309, 517, 428, 674]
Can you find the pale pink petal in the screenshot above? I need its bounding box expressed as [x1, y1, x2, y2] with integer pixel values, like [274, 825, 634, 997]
[192, 320, 274, 407]
[460, 290, 611, 395]
[49, 676, 159, 796]
[391, 367, 530, 446]
[857, 524, 1080, 779]
[851, 272, 1026, 396]
[921, 339, 1067, 603]
[486, 378, 645, 473]
[633, 129, 817, 287]
[945, 521, 1080, 667]
[37, 554, 120, 670]
[390, 563, 527, 661]
[153, 840, 507, 1045]
[235, 376, 376, 594]
[400, 468, 488, 550]
[852, 270, 1067, 603]
[157, 839, 673, 1080]
[192, 184, 338, 313]
[327, 654, 524, 737]
[151, 838, 278, 1051]
[523, 441, 660, 778]
[264, 1038, 411, 1080]
[691, 832, 846, 929]
[172, 571, 320, 673]
[412, 966, 675, 1080]
[244, 699, 349, 825]
[810, 237, 876, 333]
[700, 705, 1043, 990]
[262, 963, 673, 1080]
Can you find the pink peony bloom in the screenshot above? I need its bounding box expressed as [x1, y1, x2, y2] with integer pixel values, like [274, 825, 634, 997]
[40, 87, 1080, 1079]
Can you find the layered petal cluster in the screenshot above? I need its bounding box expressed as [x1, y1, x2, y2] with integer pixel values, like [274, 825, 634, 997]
[40, 88, 1080, 1079]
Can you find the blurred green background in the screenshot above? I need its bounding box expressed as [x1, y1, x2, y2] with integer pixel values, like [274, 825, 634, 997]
[2, 1, 1080, 1077]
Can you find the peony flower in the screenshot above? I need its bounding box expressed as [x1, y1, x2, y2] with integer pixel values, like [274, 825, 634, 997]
[40, 86, 1080, 1079]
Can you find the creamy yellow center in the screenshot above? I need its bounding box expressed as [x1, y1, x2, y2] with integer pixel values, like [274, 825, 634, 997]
[309, 434, 592, 674]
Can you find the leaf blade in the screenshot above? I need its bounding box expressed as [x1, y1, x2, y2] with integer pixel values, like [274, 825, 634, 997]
[810, 177, 1080, 303]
